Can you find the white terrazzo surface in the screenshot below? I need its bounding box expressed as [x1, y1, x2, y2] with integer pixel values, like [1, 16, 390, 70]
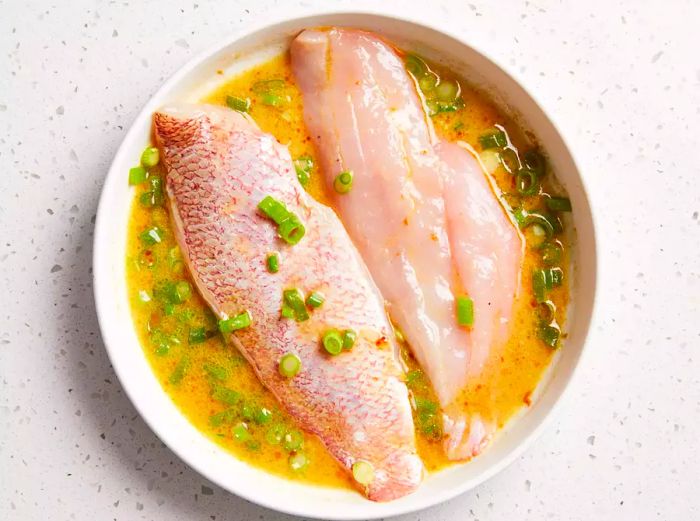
[1, 0, 698, 519]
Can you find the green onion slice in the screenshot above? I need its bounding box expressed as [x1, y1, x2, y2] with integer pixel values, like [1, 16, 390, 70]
[279, 353, 301, 378]
[333, 170, 353, 194]
[288, 452, 308, 471]
[478, 129, 507, 149]
[456, 295, 474, 327]
[139, 226, 163, 246]
[188, 326, 208, 344]
[516, 168, 540, 196]
[352, 460, 375, 486]
[537, 301, 557, 323]
[294, 156, 313, 187]
[499, 148, 520, 174]
[418, 72, 438, 93]
[283, 288, 309, 322]
[305, 291, 325, 309]
[266, 252, 279, 273]
[218, 310, 252, 334]
[322, 329, 343, 356]
[405, 54, 428, 78]
[232, 422, 250, 442]
[342, 329, 357, 350]
[540, 240, 563, 265]
[129, 166, 148, 185]
[283, 429, 304, 451]
[140, 146, 160, 168]
[258, 195, 290, 224]
[546, 196, 572, 212]
[532, 269, 548, 303]
[278, 215, 306, 245]
[435, 80, 459, 102]
[226, 95, 251, 113]
[538, 322, 561, 348]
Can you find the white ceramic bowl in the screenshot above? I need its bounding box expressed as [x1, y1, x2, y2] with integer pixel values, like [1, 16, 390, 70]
[93, 11, 597, 520]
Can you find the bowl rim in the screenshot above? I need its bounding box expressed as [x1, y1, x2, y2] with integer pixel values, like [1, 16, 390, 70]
[93, 8, 598, 519]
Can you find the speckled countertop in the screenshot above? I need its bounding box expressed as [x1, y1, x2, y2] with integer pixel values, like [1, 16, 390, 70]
[1, 1, 698, 519]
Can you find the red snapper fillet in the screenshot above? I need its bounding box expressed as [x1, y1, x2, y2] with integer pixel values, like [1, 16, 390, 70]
[291, 28, 523, 460]
[153, 103, 422, 500]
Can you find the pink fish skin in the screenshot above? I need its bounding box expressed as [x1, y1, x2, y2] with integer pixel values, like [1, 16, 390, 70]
[291, 28, 523, 460]
[154, 103, 422, 501]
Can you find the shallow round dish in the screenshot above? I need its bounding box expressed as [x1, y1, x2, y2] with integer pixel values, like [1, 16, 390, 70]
[93, 10, 597, 520]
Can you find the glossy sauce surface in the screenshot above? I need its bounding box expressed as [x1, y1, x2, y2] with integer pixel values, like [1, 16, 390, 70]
[126, 52, 569, 485]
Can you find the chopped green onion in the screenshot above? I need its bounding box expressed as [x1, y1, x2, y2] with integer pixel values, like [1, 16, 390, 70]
[168, 355, 190, 385]
[532, 269, 548, 303]
[139, 190, 161, 207]
[512, 207, 528, 225]
[546, 267, 564, 288]
[203, 363, 229, 381]
[163, 302, 175, 316]
[499, 148, 520, 174]
[321, 329, 343, 356]
[418, 72, 438, 93]
[240, 403, 254, 421]
[175, 280, 192, 302]
[129, 166, 148, 185]
[265, 424, 285, 445]
[516, 169, 540, 196]
[188, 326, 208, 344]
[279, 353, 301, 378]
[254, 407, 273, 425]
[283, 289, 309, 322]
[405, 54, 428, 78]
[537, 301, 557, 323]
[211, 387, 240, 406]
[208, 409, 235, 427]
[294, 156, 313, 187]
[405, 369, 423, 386]
[352, 460, 375, 486]
[305, 291, 325, 309]
[261, 93, 285, 106]
[139, 226, 163, 246]
[218, 310, 252, 334]
[478, 129, 507, 149]
[280, 304, 295, 319]
[333, 170, 353, 194]
[278, 215, 306, 245]
[540, 241, 563, 265]
[266, 253, 279, 273]
[538, 322, 561, 348]
[456, 295, 474, 327]
[149, 175, 163, 193]
[140, 146, 160, 168]
[523, 149, 545, 176]
[520, 212, 561, 238]
[288, 452, 308, 471]
[258, 195, 290, 224]
[342, 329, 357, 350]
[283, 429, 304, 451]
[547, 196, 572, 212]
[226, 95, 251, 113]
[435, 80, 458, 101]
[231, 422, 250, 442]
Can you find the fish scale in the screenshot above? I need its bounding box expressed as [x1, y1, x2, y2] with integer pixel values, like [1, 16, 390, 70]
[154, 102, 422, 501]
